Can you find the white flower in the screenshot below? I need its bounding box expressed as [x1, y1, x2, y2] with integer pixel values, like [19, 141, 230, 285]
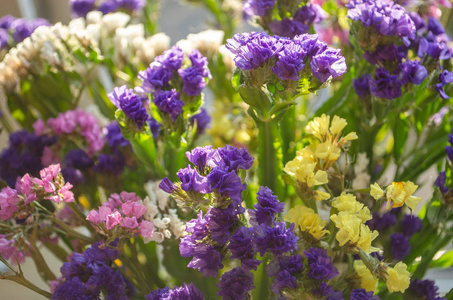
[86, 11, 103, 25]
[143, 196, 158, 221]
[102, 13, 130, 34]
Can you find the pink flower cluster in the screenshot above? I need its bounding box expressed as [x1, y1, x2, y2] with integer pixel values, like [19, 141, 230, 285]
[0, 164, 74, 221]
[87, 192, 154, 242]
[34, 109, 105, 156]
[0, 235, 29, 265]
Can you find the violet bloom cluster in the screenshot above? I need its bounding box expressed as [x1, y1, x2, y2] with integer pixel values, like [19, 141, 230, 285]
[248, 186, 285, 226]
[351, 288, 381, 300]
[216, 267, 255, 300]
[86, 191, 154, 242]
[406, 278, 447, 300]
[304, 247, 339, 281]
[435, 128, 453, 197]
[0, 15, 49, 46]
[347, 0, 416, 45]
[0, 164, 74, 221]
[0, 130, 56, 187]
[145, 283, 204, 300]
[35, 109, 105, 156]
[52, 242, 135, 300]
[70, 0, 145, 18]
[243, 0, 276, 17]
[226, 32, 346, 84]
[108, 86, 150, 130]
[266, 254, 303, 296]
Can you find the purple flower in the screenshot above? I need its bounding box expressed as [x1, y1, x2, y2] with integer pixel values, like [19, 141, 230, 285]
[138, 63, 173, 93]
[108, 86, 149, 129]
[407, 279, 446, 300]
[0, 15, 15, 30]
[428, 17, 445, 36]
[188, 49, 211, 78]
[434, 171, 449, 194]
[398, 60, 428, 85]
[367, 212, 397, 231]
[190, 109, 211, 134]
[155, 46, 184, 71]
[363, 44, 407, 64]
[304, 247, 339, 280]
[311, 48, 347, 83]
[353, 74, 372, 98]
[272, 42, 306, 81]
[390, 233, 411, 260]
[186, 146, 215, 171]
[294, 4, 326, 26]
[417, 38, 452, 60]
[248, 186, 284, 226]
[0, 29, 9, 49]
[115, 0, 146, 11]
[409, 12, 426, 32]
[268, 19, 309, 38]
[178, 66, 206, 97]
[351, 288, 381, 300]
[148, 118, 161, 138]
[153, 89, 184, 121]
[98, 1, 119, 14]
[104, 122, 130, 148]
[369, 68, 403, 99]
[435, 70, 453, 99]
[146, 283, 203, 300]
[187, 243, 224, 277]
[215, 144, 254, 172]
[205, 206, 238, 245]
[217, 267, 255, 300]
[65, 149, 94, 170]
[158, 177, 177, 193]
[11, 18, 49, 43]
[177, 165, 211, 194]
[228, 227, 260, 270]
[267, 254, 303, 296]
[253, 222, 298, 256]
[70, 0, 96, 18]
[94, 153, 125, 175]
[243, 0, 276, 17]
[401, 214, 423, 236]
[207, 168, 246, 213]
[314, 282, 343, 299]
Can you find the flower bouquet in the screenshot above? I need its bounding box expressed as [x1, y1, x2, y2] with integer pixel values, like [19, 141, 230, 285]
[0, 0, 453, 299]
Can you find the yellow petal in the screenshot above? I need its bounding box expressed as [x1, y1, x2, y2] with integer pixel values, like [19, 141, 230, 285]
[370, 183, 384, 200]
[330, 115, 348, 135]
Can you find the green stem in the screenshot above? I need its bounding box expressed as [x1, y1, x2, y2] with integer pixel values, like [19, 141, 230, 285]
[280, 105, 296, 165]
[257, 119, 284, 199]
[2, 275, 51, 299]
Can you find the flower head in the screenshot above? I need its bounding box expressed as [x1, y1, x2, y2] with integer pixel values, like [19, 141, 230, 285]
[386, 262, 410, 293]
[284, 205, 329, 240]
[217, 267, 255, 300]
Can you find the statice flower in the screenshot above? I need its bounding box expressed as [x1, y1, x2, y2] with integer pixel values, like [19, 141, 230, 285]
[398, 60, 428, 85]
[108, 86, 149, 129]
[155, 46, 184, 71]
[0, 130, 56, 187]
[363, 44, 408, 64]
[86, 191, 154, 242]
[70, 0, 96, 18]
[434, 171, 449, 194]
[178, 66, 206, 96]
[248, 186, 284, 226]
[177, 165, 211, 194]
[367, 212, 397, 231]
[311, 48, 347, 83]
[243, 0, 276, 17]
[272, 42, 307, 81]
[104, 122, 130, 148]
[190, 109, 211, 134]
[253, 222, 298, 256]
[354, 74, 372, 98]
[228, 227, 261, 271]
[351, 288, 381, 300]
[304, 247, 339, 280]
[217, 267, 255, 300]
[0, 15, 15, 29]
[145, 283, 204, 300]
[94, 152, 126, 175]
[0, 235, 29, 265]
[153, 89, 184, 121]
[10, 18, 50, 43]
[390, 233, 411, 260]
[214, 144, 254, 172]
[435, 70, 453, 99]
[266, 254, 303, 296]
[369, 67, 403, 99]
[406, 279, 446, 300]
[400, 214, 423, 236]
[138, 62, 173, 93]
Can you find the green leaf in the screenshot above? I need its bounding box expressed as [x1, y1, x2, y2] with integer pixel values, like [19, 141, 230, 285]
[231, 68, 241, 90]
[430, 249, 453, 268]
[238, 85, 272, 116]
[393, 114, 409, 162]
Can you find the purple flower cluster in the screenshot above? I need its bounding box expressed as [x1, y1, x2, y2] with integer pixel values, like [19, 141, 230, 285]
[216, 267, 255, 300]
[351, 288, 381, 300]
[190, 109, 211, 134]
[36, 109, 105, 156]
[153, 89, 184, 121]
[304, 247, 339, 281]
[0, 15, 49, 46]
[435, 70, 453, 100]
[248, 186, 284, 226]
[406, 279, 446, 300]
[0, 130, 56, 187]
[108, 86, 150, 130]
[266, 254, 303, 296]
[347, 0, 416, 44]
[390, 233, 411, 260]
[52, 242, 135, 300]
[70, 0, 145, 18]
[145, 283, 204, 300]
[228, 227, 261, 271]
[253, 222, 298, 256]
[243, 0, 276, 17]
[226, 32, 346, 83]
[367, 211, 397, 231]
[86, 191, 154, 241]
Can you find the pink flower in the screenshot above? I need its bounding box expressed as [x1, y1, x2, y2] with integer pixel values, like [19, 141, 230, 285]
[119, 191, 141, 202]
[16, 174, 37, 205]
[0, 235, 27, 265]
[0, 187, 20, 221]
[60, 183, 74, 203]
[139, 220, 154, 239]
[33, 119, 45, 136]
[105, 194, 123, 210]
[87, 210, 100, 224]
[105, 211, 122, 229]
[122, 217, 139, 229]
[121, 201, 146, 219]
[99, 206, 112, 221]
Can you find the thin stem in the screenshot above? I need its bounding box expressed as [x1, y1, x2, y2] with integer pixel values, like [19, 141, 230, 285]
[2, 275, 51, 299]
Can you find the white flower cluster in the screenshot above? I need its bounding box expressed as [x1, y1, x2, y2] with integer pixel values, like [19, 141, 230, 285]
[143, 181, 186, 243]
[352, 153, 371, 189]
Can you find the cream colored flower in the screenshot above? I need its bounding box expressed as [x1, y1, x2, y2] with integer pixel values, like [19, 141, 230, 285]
[354, 260, 379, 292]
[370, 183, 384, 200]
[386, 262, 410, 293]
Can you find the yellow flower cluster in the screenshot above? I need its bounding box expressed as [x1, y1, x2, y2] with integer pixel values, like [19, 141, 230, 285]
[353, 260, 379, 292]
[284, 205, 329, 240]
[330, 193, 378, 253]
[386, 262, 410, 293]
[370, 182, 421, 211]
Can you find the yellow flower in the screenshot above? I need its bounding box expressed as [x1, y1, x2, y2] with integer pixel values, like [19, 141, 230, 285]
[386, 262, 410, 293]
[305, 114, 330, 140]
[330, 115, 348, 135]
[354, 260, 378, 292]
[386, 181, 421, 210]
[332, 193, 372, 222]
[330, 212, 379, 253]
[370, 183, 384, 200]
[315, 141, 341, 162]
[284, 158, 328, 188]
[285, 205, 329, 240]
[315, 190, 331, 201]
